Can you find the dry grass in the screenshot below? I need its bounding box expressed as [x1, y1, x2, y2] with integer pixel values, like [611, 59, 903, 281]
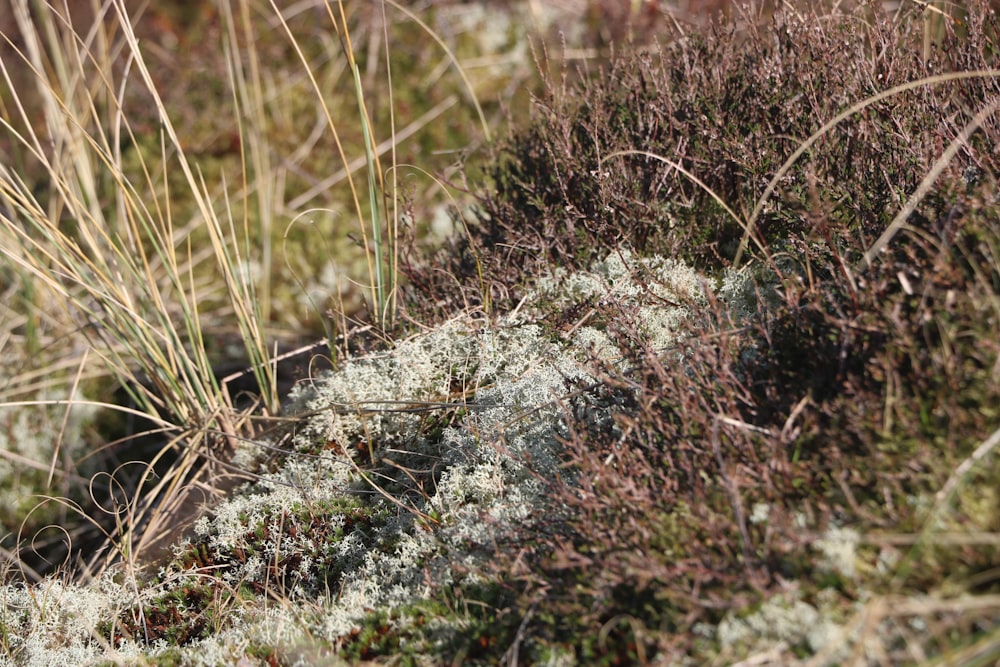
[0, 0, 501, 582]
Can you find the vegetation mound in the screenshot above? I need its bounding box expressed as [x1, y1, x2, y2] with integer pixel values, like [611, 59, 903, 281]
[2, 1, 999, 665]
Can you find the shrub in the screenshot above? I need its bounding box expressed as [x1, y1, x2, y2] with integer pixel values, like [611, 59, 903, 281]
[401, 1, 1000, 662]
[404, 1, 1000, 320]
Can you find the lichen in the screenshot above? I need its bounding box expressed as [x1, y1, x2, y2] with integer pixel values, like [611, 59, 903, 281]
[716, 592, 841, 656]
[0, 574, 142, 667]
[0, 247, 768, 664]
[175, 250, 731, 647]
[814, 526, 861, 579]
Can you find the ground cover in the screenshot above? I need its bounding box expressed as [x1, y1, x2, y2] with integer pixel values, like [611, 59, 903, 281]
[1, 1, 998, 665]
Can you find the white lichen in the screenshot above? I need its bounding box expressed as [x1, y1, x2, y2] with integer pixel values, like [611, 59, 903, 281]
[0, 249, 767, 664]
[0, 390, 97, 528]
[716, 593, 840, 656]
[814, 525, 861, 578]
[0, 574, 141, 667]
[526, 248, 757, 353]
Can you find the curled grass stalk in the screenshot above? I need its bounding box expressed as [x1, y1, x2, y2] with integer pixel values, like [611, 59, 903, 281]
[734, 69, 1000, 267]
[389, 162, 492, 315]
[602, 149, 771, 262]
[861, 96, 1000, 269]
[0, 0, 279, 574]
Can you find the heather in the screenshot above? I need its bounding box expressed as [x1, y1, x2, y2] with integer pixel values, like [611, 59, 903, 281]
[1, 1, 998, 665]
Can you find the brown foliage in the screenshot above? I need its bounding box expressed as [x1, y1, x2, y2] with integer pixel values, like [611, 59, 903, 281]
[403, 1, 1000, 662]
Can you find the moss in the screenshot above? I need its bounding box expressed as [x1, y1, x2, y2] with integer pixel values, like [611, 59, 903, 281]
[335, 582, 521, 665]
[105, 582, 223, 647]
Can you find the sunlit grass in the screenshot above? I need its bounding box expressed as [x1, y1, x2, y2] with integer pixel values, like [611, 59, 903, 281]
[0, 0, 504, 580]
[0, 0, 278, 578]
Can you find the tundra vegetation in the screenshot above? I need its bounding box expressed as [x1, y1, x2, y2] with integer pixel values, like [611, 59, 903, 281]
[0, 0, 998, 665]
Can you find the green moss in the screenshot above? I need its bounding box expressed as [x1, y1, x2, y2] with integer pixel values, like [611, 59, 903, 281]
[336, 582, 522, 665]
[103, 582, 225, 648]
